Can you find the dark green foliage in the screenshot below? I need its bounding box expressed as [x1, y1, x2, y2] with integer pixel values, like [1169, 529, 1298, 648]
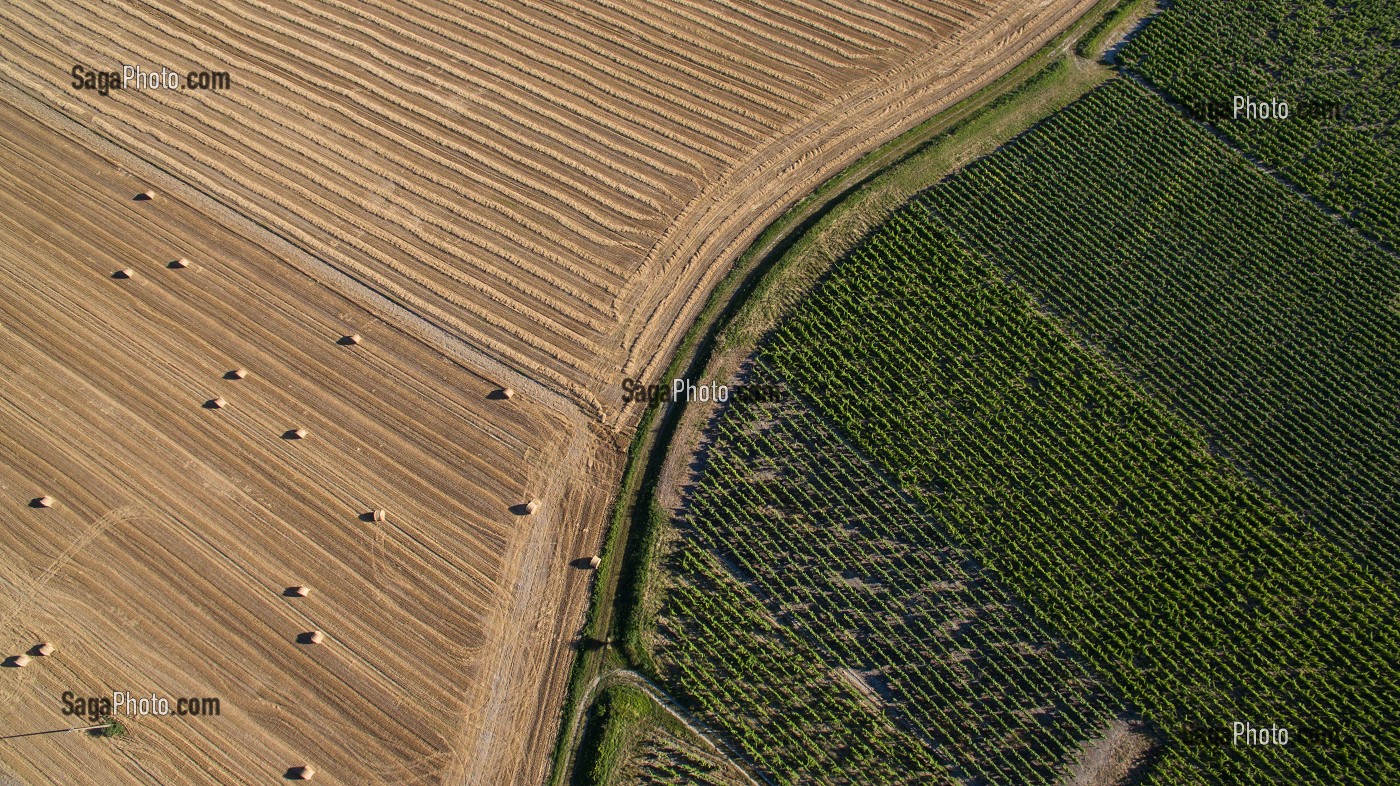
[762, 174, 1400, 782]
[1121, 0, 1400, 243]
[922, 78, 1400, 580]
[575, 686, 652, 786]
[659, 366, 1117, 785]
[95, 715, 126, 739]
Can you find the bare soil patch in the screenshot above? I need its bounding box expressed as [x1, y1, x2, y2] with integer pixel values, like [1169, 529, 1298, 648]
[1064, 718, 1160, 786]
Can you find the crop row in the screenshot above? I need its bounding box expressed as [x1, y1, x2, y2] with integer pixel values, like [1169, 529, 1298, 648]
[654, 368, 1119, 783]
[1120, 0, 1400, 244]
[624, 728, 738, 786]
[2, 0, 980, 394]
[762, 180, 1400, 783]
[657, 542, 943, 785]
[922, 78, 1400, 582]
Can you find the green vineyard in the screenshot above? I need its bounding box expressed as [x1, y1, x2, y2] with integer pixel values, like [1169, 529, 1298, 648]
[657, 538, 942, 785]
[922, 78, 1400, 580]
[623, 733, 736, 786]
[652, 79, 1400, 784]
[1121, 0, 1400, 244]
[627, 0, 1400, 781]
[657, 363, 1118, 784]
[760, 203, 1400, 782]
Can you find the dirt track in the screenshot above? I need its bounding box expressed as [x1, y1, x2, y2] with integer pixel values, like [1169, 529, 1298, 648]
[0, 0, 1093, 783]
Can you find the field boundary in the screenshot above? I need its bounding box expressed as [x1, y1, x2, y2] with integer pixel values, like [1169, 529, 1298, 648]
[567, 669, 767, 786]
[546, 0, 1141, 782]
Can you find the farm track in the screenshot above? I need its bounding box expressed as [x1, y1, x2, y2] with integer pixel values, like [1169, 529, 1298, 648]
[572, 668, 768, 786]
[0, 0, 1095, 782]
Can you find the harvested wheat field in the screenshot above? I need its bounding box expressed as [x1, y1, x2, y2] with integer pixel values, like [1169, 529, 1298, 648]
[0, 0, 1093, 418]
[0, 0, 1092, 783]
[0, 101, 615, 784]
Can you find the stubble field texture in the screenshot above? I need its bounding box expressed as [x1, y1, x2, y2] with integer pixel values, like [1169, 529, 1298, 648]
[0, 0, 1101, 783]
[1, 0, 1096, 418]
[0, 98, 615, 785]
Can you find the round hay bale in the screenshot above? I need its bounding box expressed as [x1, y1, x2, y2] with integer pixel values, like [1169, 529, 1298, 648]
[588, 555, 602, 569]
[135, 190, 155, 201]
[32, 496, 54, 508]
[302, 631, 324, 645]
[339, 334, 362, 346]
[226, 368, 248, 380]
[208, 397, 227, 409]
[287, 586, 310, 598]
[287, 765, 316, 780]
[35, 643, 54, 657]
[290, 428, 308, 440]
[113, 268, 134, 279]
[169, 257, 191, 269]
[8, 655, 29, 668]
[524, 499, 540, 515]
[372, 509, 387, 523]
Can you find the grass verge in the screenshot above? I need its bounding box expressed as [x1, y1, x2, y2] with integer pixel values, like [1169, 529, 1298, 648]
[571, 685, 653, 786]
[1076, 0, 1158, 60]
[547, 0, 1138, 781]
